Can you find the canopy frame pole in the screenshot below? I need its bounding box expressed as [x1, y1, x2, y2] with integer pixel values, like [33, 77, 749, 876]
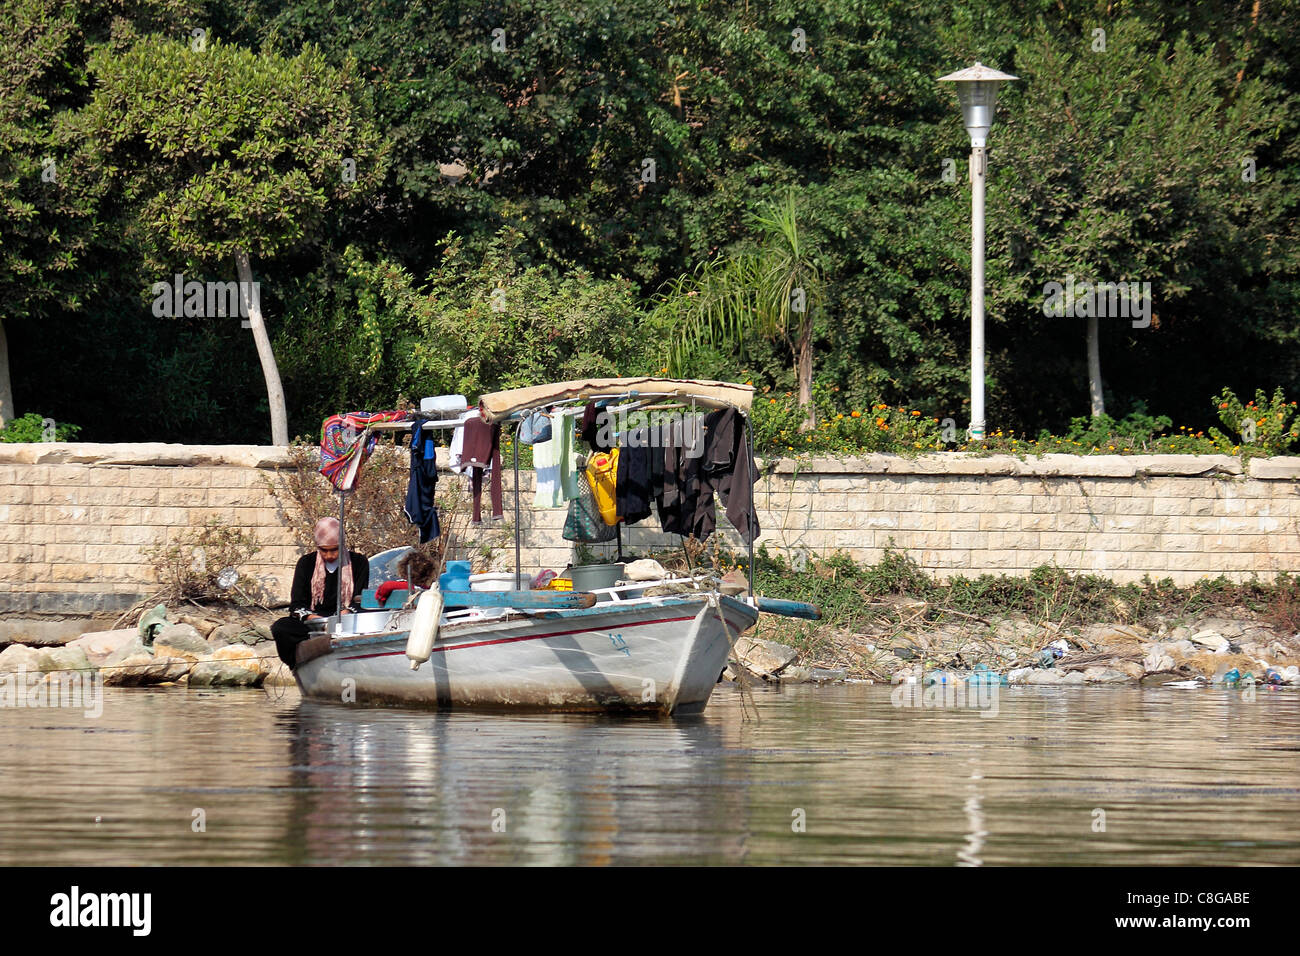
[513, 422, 523, 589]
[746, 415, 755, 599]
[336, 489, 347, 628]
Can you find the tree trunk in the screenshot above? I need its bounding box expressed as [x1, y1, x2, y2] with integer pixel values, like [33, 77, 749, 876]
[1233, 0, 1262, 93]
[796, 310, 815, 431]
[0, 317, 13, 429]
[1087, 314, 1105, 417]
[235, 250, 290, 445]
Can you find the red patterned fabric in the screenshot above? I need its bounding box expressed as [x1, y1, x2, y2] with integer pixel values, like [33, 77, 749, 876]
[319, 411, 408, 490]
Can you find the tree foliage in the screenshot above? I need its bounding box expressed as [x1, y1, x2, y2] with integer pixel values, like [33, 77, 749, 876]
[1, 0, 1296, 443]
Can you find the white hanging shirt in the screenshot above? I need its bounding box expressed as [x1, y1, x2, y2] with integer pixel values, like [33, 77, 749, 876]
[532, 432, 565, 508]
[447, 410, 481, 475]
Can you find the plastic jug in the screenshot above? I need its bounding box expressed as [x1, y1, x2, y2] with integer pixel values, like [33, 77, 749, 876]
[439, 559, 472, 591]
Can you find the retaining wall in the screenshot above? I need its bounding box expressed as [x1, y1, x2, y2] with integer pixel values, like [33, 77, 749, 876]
[2, 445, 1299, 620]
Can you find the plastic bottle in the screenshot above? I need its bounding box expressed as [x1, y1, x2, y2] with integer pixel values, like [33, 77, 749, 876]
[967, 663, 1008, 686]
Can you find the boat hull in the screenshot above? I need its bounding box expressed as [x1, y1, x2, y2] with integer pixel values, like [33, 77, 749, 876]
[294, 595, 757, 716]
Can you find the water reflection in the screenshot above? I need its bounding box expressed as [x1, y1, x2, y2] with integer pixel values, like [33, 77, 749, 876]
[0, 683, 1297, 865]
[957, 759, 986, 868]
[271, 704, 750, 865]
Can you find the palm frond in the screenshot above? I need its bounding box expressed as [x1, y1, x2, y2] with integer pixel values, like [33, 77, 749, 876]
[655, 189, 821, 381]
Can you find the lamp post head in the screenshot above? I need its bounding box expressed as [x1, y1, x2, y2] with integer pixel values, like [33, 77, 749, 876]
[938, 62, 1019, 147]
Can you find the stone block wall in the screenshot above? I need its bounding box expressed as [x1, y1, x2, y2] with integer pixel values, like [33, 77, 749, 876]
[2, 444, 1299, 616]
[0, 445, 298, 615]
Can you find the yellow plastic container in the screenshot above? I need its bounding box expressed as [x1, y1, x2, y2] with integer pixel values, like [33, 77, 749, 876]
[586, 449, 620, 525]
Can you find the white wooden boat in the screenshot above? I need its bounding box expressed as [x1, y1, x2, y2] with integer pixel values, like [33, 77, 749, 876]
[296, 377, 816, 715]
[294, 587, 759, 715]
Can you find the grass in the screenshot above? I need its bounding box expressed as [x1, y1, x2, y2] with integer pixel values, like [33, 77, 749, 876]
[749, 546, 1295, 631]
[733, 546, 1300, 676]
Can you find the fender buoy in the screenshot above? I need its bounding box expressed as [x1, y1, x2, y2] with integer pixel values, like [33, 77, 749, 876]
[405, 588, 444, 670]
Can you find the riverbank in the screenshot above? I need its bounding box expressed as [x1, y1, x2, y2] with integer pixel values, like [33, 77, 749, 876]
[3, 596, 1297, 695]
[0, 603, 292, 690]
[8, 445, 1300, 628]
[731, 549, 1300, 687]
[738, 609, 1300, 687]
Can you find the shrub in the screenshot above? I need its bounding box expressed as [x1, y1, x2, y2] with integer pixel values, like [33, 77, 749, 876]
[269, 441, 420, 557]
[1209, 387, 1300, 458]
[751, 383, 942, 457]
[266, 439, 516, 571]
[748, 387, 1300, 459]
[141, 517, 267, 603]
[0, 412, 81, 442]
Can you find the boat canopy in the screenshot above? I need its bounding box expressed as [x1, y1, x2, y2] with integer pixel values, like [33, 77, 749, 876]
[477, 376, 754, 423]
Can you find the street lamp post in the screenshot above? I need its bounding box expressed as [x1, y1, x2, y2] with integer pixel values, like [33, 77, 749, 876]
[938, 63, 1018, 442]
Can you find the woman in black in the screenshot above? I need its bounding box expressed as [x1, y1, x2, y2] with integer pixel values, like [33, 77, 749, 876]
[271, 517, 369, 667]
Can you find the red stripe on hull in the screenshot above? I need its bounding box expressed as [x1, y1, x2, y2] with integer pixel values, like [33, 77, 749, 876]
[339, 613, 705, 661]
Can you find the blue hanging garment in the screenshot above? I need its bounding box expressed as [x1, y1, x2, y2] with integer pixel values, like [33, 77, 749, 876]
[403, 421, 441, 542]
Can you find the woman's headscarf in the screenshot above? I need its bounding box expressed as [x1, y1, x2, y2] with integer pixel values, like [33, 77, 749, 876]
[309, 517, 354, 612]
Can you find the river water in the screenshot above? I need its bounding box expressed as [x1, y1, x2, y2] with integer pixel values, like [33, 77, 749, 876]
[1, 683, 1296, 865]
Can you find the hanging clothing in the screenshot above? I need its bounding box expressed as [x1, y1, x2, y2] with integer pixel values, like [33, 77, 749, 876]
[403, 421, 441, 542]
[460, 415, 497, 469]
[655, 414, 703, 536]
[556, 409, 583, 501]
[616, 428, 653, 525]
[318, 410, 408, 490]
[448, 410, 476, 473]
[688, 407, 760, 543]
[532, 433, 565, 508]
[448, 412, 503, 524]
[586, 448, 620, 525]
[649, 426, 666, 502]
[462, 416, 503, 523]
[719, 415, 760, 542]
[581, 401, 616, 451]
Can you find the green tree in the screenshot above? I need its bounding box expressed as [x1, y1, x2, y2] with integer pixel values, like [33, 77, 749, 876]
[0, 0, 200, 427]
[0, 0, 90, 426]
[78, 35, 387, 443]
[991, 17, 1294, 418]
[274, 230, 654, 428]
[654, 192, 824, 428]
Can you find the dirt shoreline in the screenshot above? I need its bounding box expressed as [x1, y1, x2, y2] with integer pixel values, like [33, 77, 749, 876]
[3, 601, 1298, 694]
[737, 607, 1300, 688]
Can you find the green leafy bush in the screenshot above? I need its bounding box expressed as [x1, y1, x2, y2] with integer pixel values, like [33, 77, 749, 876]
[0, 412, 80, 442]
[1046, 406, 1172, 448]
[752, 384, 942, 457]
[749, 387, 1300, 459]
[276, 233, 658, 437]
[1209, 387, 1300, 458]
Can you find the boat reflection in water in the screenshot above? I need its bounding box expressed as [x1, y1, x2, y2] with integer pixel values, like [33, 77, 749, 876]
[273, 697, 755, 865]
[0, 683, 1296, 865]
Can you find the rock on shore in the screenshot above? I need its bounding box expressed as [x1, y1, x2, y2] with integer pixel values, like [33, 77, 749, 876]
[0, 609, 293, 690]
[6, 604, 1299, 697]
[749, 608, 1300, 689]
